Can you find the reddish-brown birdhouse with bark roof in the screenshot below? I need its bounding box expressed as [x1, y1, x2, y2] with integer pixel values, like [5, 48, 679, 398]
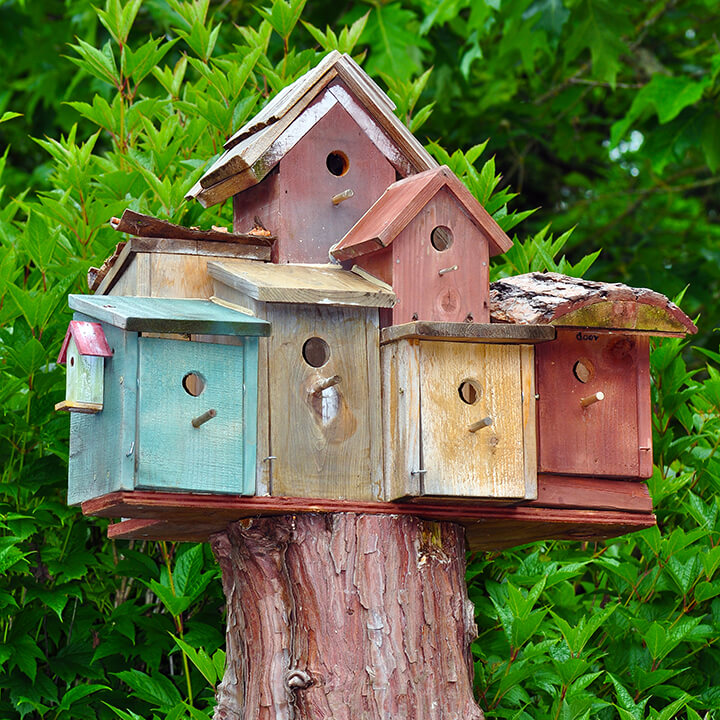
[331, 165, 512, 325]
[490, 272, 697, 483]
[186, 50, 438, 265]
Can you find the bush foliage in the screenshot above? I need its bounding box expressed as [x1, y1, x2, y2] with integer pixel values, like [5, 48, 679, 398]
[0, 0, 718, 717]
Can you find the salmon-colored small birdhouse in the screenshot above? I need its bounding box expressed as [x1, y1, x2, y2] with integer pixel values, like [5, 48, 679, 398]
[331, 166, 512, 326]
[187, 51, 437, 265]
[56, 321, 113, 413]
[490, 272, 697, 480]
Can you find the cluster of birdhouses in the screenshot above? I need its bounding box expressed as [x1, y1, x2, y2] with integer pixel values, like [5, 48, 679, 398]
[58, 51, 697, 550]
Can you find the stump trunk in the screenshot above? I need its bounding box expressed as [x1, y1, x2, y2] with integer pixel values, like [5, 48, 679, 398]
[210, 512, 483, 720]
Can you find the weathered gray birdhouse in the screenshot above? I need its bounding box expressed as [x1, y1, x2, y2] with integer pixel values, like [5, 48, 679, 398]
[208, 259, 395, 501]
[65, 294, 270, 505]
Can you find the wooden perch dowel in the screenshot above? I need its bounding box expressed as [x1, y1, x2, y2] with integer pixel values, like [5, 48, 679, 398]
[312, 374, 342, 393]
[331, 189, 354, 205]
[191, 408, 217, 427]
[468, 416, 493, 432]
[580, 391, 604, 408]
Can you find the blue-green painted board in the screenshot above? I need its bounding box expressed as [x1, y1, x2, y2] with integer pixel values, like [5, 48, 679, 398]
[68, 319, 139, 504]
[68, 295, 270, 336]
[135, 337, 256, 494]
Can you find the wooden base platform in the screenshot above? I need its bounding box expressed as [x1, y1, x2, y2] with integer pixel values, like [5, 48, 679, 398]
[86, 476, 656, 551]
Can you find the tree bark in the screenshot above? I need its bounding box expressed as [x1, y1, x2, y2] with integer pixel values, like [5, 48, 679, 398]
[210, 512, 483, 720]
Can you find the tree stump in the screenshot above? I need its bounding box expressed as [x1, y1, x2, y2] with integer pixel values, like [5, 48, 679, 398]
[210, 512, 483, 720]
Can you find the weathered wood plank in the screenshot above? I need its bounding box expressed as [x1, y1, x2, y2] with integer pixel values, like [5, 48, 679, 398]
[208, 259, 396, 307]
[102, 496, 656, 551]
[68, 295, 270, 336]
[111, 208, 274, 245]
[380, 322, 555, 345]
[419, 342, 528, 498]
[530, 474, 652, 512]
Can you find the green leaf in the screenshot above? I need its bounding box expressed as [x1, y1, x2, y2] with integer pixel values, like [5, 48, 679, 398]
[172, 634, 217, 686]
[114, 669, 182, 710]
[0, 111, 22, 124]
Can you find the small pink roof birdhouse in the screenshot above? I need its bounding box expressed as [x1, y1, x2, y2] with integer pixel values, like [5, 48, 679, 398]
[56, 321, 113, 414]
[331, 165, 513, 325]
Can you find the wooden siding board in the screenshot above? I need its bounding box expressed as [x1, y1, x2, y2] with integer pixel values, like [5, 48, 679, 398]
[267, 303, 381, 501]
[419, 342, 527, 498]
[536, 329, 645, 477]
[380, 322, 555, 345]
[135, 337, 255, 494]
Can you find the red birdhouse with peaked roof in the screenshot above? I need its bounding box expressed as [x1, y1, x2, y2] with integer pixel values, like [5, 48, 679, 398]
[187, 50, 438, 265]
[331, 165, 512, 325]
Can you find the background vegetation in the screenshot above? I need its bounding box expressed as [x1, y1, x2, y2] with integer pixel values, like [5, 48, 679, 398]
[0, 0, 718, 717]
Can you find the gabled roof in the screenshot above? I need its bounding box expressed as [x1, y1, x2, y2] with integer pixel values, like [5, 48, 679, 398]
[67, 295, 270, 336]
[489, 272, 698, 335]
[58, 321, 113, 363]
[208, 259, 396, 308]
[186, 51, 437, 208]
[330, 165, 513, 260]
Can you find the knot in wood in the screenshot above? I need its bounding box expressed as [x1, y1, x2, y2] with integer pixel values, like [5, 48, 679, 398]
[286, 669, 313, 691]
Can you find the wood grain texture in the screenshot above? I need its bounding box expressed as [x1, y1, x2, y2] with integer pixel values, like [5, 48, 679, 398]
[135, 337, 256, 494]
[419, 342, 529, 498]
[380, 321, 555, 345]
[636, 335, 653, 477]
[96, 237, 270, 296]
[536, 329, 649, 477]
[207, 514, 482, 720]
[266, 304, 383, 501]
[490, 271, 697, 335]
[207, 259, 396, 307]
[55, 400, 103, 414]
[102, 499, 656, 551]
[381, 339, 422, 499]
[520, 344, 538, 499]
[530, 474, 652, 512]
[68, 294, 270, 336]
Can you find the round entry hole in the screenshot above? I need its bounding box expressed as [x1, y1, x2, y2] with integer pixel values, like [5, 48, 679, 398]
[182, 372, 206, 396]
[573, 359, 595, 384]
[431, 225, 453, 251]
[458, 379, 482, 405]
[70, 356, 75, 367]
[326, 151, 349, 177]
[302, 337, 330, 368]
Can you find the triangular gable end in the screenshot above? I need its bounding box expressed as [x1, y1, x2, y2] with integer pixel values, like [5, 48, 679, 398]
[331, 165, 513, 261]
[58, 321, 113, 364]
[186, 53, 437, 208]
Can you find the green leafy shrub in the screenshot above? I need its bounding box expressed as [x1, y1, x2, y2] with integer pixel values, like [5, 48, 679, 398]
[0, 1, 718, 718]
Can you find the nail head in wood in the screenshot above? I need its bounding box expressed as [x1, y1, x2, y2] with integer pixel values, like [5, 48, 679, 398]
[332, 189, 354, 205]
[580, 391, 604, 408]
[191, 408, 217, 428]
[468, 416, 493, 433]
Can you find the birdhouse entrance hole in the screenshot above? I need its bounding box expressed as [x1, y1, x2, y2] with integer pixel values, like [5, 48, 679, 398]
[182, 372, 206, 396]
[431, 226, 454, 252]
[458, 379, 482, 405]
[326, 151, 349, 177]
[302, 337, 330, 368]
[572, 359, 595, 384]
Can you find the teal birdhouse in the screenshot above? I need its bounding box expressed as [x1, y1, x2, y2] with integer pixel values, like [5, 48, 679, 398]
[64, 294, 270, 505]
[56, 321, 113, 413]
